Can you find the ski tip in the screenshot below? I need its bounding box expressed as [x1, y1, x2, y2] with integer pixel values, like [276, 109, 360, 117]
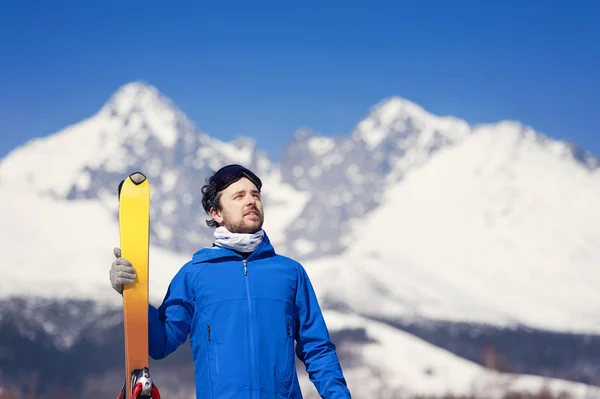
[129, 172, 147, 185]
[117, 179, 125, 200]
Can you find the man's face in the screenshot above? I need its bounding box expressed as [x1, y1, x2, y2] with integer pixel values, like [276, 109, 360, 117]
[210, 177, 264, 234]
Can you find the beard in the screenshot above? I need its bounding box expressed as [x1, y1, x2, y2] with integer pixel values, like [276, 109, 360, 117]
[222, 208, 264, 234]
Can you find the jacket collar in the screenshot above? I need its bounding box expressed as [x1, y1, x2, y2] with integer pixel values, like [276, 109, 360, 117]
[191, 231, 276, 264]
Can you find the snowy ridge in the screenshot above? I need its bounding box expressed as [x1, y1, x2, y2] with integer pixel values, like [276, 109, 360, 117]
[0, 114, 111, 197]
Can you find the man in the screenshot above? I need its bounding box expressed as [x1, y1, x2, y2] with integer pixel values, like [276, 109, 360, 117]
[110, 164, 351, 399]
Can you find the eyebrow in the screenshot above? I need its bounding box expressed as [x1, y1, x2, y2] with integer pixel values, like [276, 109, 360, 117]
[231, 189, 260, 198]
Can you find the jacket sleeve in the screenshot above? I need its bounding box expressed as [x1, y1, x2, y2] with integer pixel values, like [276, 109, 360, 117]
[294, 264, 351, 399]
[148, 264, 196, 360]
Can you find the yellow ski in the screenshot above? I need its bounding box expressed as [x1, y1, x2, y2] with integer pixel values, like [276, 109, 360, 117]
[117, 172, 159, 399]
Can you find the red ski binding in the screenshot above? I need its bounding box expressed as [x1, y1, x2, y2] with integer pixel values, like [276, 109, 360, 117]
[117, 367, 160, 399]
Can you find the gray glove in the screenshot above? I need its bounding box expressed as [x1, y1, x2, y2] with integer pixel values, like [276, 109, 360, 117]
[110, 247, 137, 294]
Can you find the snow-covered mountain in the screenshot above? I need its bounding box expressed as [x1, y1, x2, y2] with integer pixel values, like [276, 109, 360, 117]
[0, 82, 474, 259]
[278, 98, 472, 257]
[0, 82, 284, 254]
[305, 122, 600, 334]
[2, 80, 600, 398]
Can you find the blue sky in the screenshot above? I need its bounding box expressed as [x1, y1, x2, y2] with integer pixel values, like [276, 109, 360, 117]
[0, 0, 598, 161]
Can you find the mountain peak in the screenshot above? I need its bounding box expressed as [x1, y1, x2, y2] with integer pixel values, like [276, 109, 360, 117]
[0, 81, 202, 197]
[372, 96, 432, 121]
[97, 80, 199, 150]
[101, 81, 167, 116]
[352, 96, 470, 150]
[99, 81, 198, 143]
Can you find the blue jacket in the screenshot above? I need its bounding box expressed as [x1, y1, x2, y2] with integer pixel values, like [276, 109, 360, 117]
[147, 233, 351, 399]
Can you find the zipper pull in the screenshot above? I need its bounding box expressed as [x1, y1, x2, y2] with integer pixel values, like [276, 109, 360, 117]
[243, 259, 247, 276]
[287, 324, 290, 337]
[208, 325, 211, 341]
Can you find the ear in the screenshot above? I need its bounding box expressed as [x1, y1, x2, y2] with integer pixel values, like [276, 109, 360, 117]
[210, 208, 224, 224]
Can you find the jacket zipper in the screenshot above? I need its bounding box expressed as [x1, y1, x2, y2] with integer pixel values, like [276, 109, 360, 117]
[243, 258, 258, 398]
[207, 324, 219, 376]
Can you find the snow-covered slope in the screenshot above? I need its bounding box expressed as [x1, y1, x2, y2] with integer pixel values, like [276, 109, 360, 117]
[304, 121, 600, 334]
[0, 186, 184, 306]
[297, 310, 600, 399]
[0, 182, 305, 308]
